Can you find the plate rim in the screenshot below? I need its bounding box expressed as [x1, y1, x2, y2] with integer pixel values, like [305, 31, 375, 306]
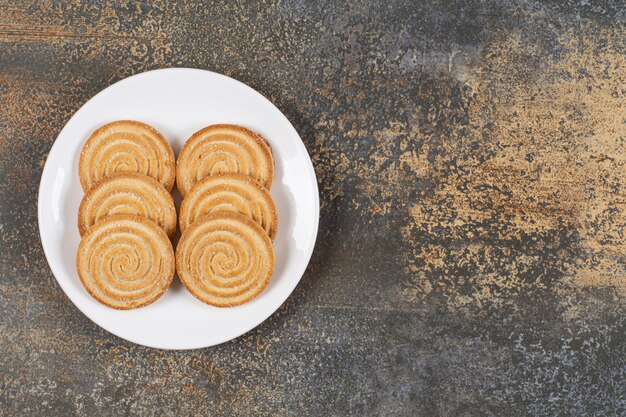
[37, 67, 320, 350]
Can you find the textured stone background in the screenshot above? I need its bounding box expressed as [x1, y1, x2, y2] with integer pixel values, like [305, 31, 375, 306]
[1, 0, 625, 415]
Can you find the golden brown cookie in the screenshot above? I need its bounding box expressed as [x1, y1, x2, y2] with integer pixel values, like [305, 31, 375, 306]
[176, 124, 274, 197]
[78, 172, 177, 238]
[76, 214, 175, 310]
[176, 212, 274, 307]
[179, 173, 277, 239]
[79, 120, 175, 192]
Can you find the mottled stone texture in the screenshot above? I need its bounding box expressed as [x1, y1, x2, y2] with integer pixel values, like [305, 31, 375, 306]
[0, 0, 625, 415]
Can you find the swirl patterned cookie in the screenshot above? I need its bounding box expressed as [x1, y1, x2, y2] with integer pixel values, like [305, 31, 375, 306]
[179, 173, 277, 240]
[176, 124, 274, 197]
[76, 214, 175, 310]
[176, 212, 275, 307]
[78, 172, 177, 238]
[79, 120, 175, 192]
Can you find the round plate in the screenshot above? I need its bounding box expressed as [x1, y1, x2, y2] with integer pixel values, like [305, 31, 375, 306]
[38, 68, 319, 349]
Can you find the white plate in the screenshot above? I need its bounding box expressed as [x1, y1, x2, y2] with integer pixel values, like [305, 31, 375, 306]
[38, 68, 319, 350]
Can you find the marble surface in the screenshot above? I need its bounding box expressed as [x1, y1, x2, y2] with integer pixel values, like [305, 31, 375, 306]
[0, 1, 624, 415]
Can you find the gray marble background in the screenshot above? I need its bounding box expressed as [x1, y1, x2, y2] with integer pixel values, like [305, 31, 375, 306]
[1, 1, 624, 415]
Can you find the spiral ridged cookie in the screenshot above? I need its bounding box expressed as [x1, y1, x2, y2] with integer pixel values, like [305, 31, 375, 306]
[176, 124, 274, 197]
[79, 120, 175, 192]
[179, 173, 278, 239]
[78, 172, 177, 238]
[176, 212, 274, 307]
[76, 214, 175, 310]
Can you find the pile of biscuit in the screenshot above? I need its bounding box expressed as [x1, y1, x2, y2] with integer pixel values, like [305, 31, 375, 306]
[75, 121, 277, 310]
